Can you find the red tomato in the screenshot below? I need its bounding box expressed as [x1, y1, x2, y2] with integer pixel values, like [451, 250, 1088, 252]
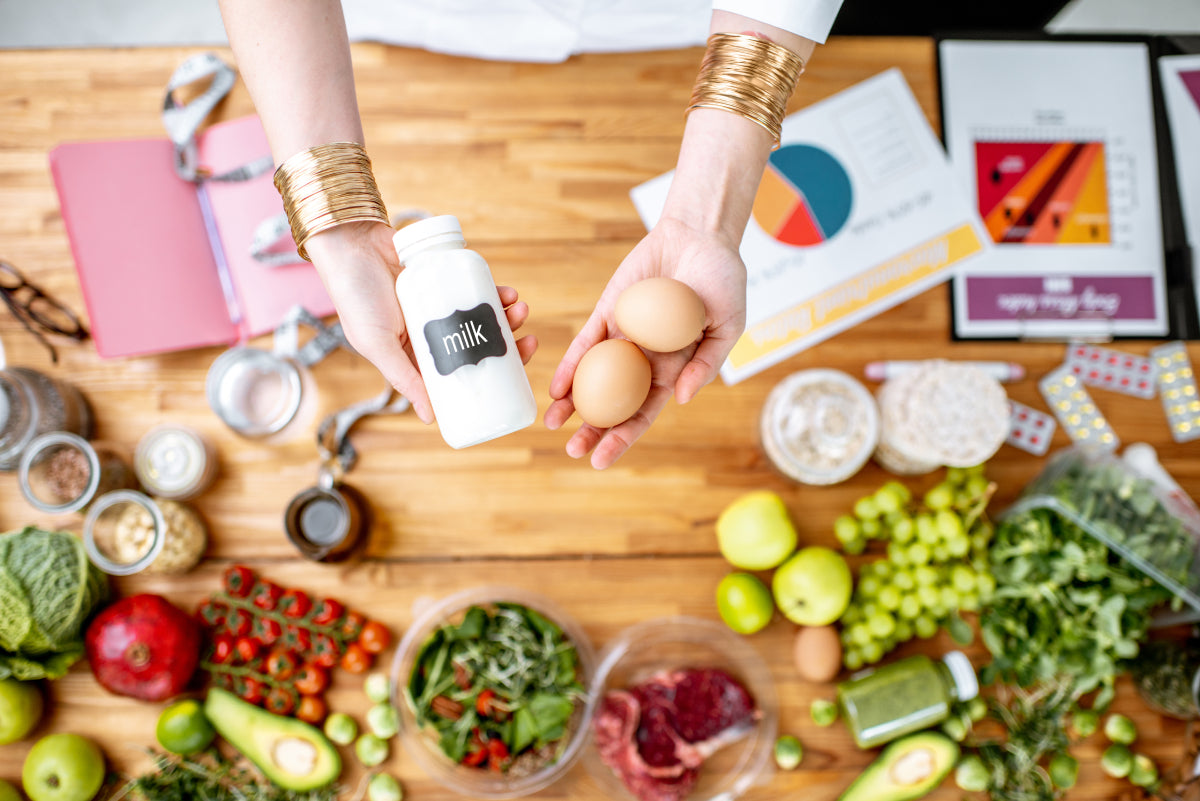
[239, 677, 265, 705]
[256, 616, 283, 646]
[226, 608, 253, 638]
[234, 636, 261, 663]
[293, 663, 330, 696]
[209, 634, 235, 665]
[195, 599, 228, 628]
[487, 737, 510, 772]
[340, 642, 372, 674]
[251, 581, 283, 611]
[340, 611, 365, 642]
[279, 589, 312, 619]
[310, 633, 340, 669]
[296, 694, 327, 725]
[311, 598, 345, 627]
[265, 649, 300, 680]
[265, 686, 298, 715]
[357, 621, 391, 655]
[223, 565, 257, 598]
[283, 625, 312, 653]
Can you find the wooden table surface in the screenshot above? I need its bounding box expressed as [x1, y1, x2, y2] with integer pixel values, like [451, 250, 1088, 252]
[0, 37, 1194, 800]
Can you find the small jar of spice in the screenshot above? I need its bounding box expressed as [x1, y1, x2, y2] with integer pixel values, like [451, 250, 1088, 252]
[17, 432, 136, 514]
[837, 651, 979, 749]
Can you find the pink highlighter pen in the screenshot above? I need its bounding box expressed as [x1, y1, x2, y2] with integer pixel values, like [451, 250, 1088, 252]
[864, 360, 1026, 384]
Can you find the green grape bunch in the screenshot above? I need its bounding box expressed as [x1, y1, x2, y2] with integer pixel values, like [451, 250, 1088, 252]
[835, 465, 997, 670]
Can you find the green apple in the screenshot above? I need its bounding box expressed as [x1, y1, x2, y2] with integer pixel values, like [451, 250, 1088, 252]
[716, 573, 774, 634]
[0, 678, 44, 745]
[772, 546, 853, 626]
[22, 733, 105, 801]
[0, 779, 21, 801]
[716, 490, 798, 570]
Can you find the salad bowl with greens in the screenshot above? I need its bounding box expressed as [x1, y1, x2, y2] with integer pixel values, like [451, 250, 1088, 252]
[391, 586, 596, 799]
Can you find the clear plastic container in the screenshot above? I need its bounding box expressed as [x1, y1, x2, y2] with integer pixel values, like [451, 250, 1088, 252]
[390, 586, 596, 799]
[1000, 444, 1200, 613]
[760, 369, 879, 485]
[583, 617, 779, 801]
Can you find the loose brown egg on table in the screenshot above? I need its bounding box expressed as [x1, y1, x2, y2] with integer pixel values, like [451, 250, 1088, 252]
[571, 339, 652, 429]
[615, 277, 707, 353]
[793, 624, 842, 682]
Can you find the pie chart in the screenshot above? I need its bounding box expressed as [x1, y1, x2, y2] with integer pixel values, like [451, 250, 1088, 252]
[752, 144, 853, 246]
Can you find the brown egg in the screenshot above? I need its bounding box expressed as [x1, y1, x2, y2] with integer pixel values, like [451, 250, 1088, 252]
[793, 625, 843, 683]
[615, 278, 707, 353]
[572, 339, 652, 429]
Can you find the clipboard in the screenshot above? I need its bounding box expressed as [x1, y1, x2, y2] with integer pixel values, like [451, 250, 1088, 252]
[934, 31, 1197, 342]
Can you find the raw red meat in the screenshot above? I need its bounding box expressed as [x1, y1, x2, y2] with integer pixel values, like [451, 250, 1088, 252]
[592, 667, 759, 801]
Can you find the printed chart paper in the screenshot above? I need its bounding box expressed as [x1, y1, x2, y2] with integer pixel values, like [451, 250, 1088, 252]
[631, 69, 990, 384]
[940, 39, 1167, 339]
[1159, 54, 1200, 317]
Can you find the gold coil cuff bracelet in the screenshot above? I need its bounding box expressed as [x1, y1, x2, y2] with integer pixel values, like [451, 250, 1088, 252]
[273, 142, 389, 262]
[686, 33, 806, 145]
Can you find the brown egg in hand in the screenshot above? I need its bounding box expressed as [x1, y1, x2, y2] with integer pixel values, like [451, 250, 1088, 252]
[615, 277, 706, 353]
[571, 339, 652, 429]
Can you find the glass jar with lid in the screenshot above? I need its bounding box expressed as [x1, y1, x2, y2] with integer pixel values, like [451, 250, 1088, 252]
[82, 490, 208, 576]
[836, 651, 979, 749]
[18, 431, 136, 514]
[0, 366, 92, 471]
[135, 424, 217, 500]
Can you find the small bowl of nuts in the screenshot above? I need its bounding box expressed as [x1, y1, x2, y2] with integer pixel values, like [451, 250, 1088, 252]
[759, 368, 880, 486]
[83, 490, 208, 575]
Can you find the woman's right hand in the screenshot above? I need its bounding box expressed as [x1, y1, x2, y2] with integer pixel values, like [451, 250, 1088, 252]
[305, 221, 538, 425]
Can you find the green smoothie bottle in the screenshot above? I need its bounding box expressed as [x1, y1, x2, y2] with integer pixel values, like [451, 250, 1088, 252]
[836, 651, 978, 749]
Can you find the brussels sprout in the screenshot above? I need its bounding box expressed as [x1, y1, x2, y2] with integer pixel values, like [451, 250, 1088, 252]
[955, 754, 989, 792]
[1103, 713, 1137, 745]
[1069, 708, 1099, 739]
[1101, 744, 1133, 779]
[364, 673, 392, 705]
[965, 696, 988, 723]
[356, 733, 390, 767]
[1048, 752, 1078, 789]
[941, 716, 968, 743]
[810, 699, 838, 727]
[324, 712, 358, 746]
[368, 772, 404, 801]
[774, 735, 803, 770]
[367, 703, 400, 740]
[1129, 754, 1159, 788]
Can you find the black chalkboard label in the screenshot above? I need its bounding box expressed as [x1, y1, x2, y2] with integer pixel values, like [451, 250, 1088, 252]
[423, 303, 508, 376]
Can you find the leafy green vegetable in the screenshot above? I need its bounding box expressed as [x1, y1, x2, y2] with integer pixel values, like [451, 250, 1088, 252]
[961, 680, 1076, 801]
[0, 527, 109, 680]
[405, 603, 584, 771]
[106, 749, 340, 801]
[981, 498, 1175, 708]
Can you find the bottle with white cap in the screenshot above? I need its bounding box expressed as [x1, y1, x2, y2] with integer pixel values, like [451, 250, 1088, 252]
[392, 215, 537, 448]
[836, 650, 979, 749]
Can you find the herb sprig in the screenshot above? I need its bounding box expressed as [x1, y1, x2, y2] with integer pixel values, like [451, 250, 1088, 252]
[103, 749, 341, 801]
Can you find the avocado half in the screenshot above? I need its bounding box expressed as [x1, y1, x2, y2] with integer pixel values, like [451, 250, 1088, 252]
[837, 731, 959, 801]
[205, 688, 341, 791]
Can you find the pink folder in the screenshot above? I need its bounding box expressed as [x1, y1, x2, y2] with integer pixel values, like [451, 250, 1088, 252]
[49, 115, 335, 359]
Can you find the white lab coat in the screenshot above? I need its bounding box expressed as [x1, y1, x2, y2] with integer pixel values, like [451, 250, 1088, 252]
[343, 0, 844, 62]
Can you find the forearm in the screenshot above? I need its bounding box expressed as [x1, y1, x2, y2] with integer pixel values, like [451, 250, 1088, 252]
[217, 0, 365, 161]
[660, 12, 815, 244]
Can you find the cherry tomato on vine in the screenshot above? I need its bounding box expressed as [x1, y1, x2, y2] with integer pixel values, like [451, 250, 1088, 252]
[340, 642, 372, 674]
[296, 695, 327, 725]
[357, 621, 391, 654]
[293, 663, 330, 696]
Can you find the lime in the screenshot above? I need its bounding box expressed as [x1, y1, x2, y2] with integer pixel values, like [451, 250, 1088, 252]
[716, 573, 774, 634]
[156, 699, 216, 755]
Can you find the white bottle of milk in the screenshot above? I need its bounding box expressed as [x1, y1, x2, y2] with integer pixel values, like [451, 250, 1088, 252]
[392, 215, 537, 448]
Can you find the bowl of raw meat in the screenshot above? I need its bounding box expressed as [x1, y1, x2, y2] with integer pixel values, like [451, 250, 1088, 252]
[584, 616, 779, 801]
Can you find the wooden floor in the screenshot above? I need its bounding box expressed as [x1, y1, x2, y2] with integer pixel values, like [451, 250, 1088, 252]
[0, 37, 1194, 800]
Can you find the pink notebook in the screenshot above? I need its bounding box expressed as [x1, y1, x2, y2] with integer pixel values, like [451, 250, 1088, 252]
[49, 115, 335, 359]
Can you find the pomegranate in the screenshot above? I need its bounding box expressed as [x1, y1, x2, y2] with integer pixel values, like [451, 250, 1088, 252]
[85, 594, 201, 701]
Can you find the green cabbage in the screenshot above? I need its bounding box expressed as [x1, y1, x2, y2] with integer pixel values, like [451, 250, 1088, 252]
[0, 527, 109, 680]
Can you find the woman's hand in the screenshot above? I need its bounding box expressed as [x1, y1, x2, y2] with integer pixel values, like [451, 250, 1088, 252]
[545, 216, 746, 469]
[306, 221, 538, 425]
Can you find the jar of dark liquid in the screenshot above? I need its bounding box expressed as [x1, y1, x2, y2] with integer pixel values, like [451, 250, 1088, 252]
[284, 481, 368, 562]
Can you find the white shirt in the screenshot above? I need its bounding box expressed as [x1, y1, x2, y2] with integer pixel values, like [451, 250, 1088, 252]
[343, 0, 845, 63]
